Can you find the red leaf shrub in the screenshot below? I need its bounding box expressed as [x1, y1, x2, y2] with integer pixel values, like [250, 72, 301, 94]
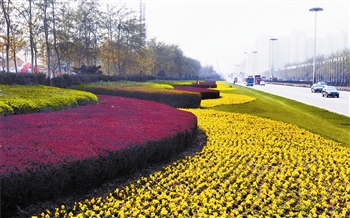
[191, 80, 217, 88]
[173, 86, 220, 99]
[83, 85, 202, 108]
[1, 95, 198, 214]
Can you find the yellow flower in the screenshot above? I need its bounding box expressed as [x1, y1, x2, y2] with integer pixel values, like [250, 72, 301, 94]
[160, 207, 168, 215]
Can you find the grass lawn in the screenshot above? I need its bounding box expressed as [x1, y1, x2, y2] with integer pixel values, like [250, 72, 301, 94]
[213, 82, 350, 148]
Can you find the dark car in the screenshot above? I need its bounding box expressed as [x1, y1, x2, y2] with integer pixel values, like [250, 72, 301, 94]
[317, 81, 327, 88]
[322, 86, 339, 98]
[311, 84, 323, 93]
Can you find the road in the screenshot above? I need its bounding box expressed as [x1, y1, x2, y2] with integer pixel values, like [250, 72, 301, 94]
[237, 83, 349, 117]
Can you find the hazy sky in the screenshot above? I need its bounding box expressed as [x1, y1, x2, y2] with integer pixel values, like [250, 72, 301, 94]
[123, 0, 349, 74]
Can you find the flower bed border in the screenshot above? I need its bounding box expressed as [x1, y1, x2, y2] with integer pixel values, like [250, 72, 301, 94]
[1, 95, 198, 215]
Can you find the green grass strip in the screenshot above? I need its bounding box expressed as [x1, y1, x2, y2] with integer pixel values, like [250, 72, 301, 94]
[213, 82, 349, 148]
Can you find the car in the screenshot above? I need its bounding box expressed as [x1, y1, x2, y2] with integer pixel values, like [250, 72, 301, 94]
[322, 86, 339, 98]
[317, 81, 327, 88]
[260, 81, 266, 86]
[311, 83, 323, 93]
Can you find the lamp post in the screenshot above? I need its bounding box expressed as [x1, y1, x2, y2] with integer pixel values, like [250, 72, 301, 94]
[252, 51, 257, 78]
[243, 51, 248, 77]
[309, 7, 323, 84]
[269, 38, 277, 81]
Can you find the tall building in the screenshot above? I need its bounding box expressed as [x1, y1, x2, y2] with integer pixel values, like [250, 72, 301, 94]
[253, 29, 349, 75]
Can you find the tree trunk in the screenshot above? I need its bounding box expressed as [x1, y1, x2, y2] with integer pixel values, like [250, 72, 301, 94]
[13, 50, 18, 73]
[29, 0, 34, 75]
[43, 0, 51, 79]
[1, 0, 11, 73]
[52, 0, 61, 74]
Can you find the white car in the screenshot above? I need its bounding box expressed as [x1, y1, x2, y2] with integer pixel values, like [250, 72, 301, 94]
[260, 81, 266, 86]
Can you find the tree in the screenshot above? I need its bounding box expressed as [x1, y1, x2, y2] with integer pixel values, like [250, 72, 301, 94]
[148, 40, 175, 77]
[183, 56, 201, 78]
[42, 0, 52, 77]
[51, 0, 62, 75]
[170, 45, 184, 77]
[199, 65, 218, 79]
[1, 0, 11, 72]
[9, 22, 26, 73]
[75, 0, 102, 67]
[55, 2, 77, 74]
[117, 17, 146, 75]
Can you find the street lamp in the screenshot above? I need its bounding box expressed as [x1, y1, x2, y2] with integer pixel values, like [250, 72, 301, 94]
[309, 7, 323, 84]
[243, 51, 248, 77]
[252, 51, 257, 79]
[269, 38, 277, 81]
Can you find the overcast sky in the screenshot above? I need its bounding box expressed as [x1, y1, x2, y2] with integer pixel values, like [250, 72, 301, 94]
[122, 0, 349, 74]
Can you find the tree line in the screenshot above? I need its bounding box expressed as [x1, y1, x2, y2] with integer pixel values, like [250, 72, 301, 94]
[0, 0, 219, 80]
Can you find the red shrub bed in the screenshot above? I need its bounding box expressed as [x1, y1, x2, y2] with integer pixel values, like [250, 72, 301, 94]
[0, 95, 197, 214]
[174, 86, 220, 99]
[191, 80, 217, 88]
[83, 86, 202, 108]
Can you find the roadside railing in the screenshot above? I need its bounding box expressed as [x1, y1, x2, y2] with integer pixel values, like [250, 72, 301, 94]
[266, 82, 350, 91]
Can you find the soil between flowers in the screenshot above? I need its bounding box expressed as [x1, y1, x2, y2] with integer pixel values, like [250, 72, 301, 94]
[10, 129, 207, 218]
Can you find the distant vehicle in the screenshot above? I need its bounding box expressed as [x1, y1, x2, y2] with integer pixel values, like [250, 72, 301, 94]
[254, 75, 262, 85]
[317, 81, 327, 88]
[260, 81, 266, 86]
[322, 86, 339, 98]
[311, 84, 323, 93]
[245, 77, 254, 86]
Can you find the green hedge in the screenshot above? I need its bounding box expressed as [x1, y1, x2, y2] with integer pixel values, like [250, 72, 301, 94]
[0, 85, 98, 115]
[0, 72, 47, 85]
[84, 86, 202, 108]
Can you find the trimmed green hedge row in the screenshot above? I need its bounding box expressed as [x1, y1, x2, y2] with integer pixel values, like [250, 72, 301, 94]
[83, 85, 202, 108]
[0, 72, 47, 85]
[0, 85, 98, 116]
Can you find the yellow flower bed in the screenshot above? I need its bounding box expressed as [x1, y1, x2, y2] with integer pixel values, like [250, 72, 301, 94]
[201, 93, 255, 108]
[211, 81, 238, 91]
[200, 81, 254, 107]
[37, 109, 350, 217]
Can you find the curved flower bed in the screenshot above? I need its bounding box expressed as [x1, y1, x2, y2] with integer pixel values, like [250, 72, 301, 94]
[83, 85, 202, 108]
[36, 109, 350, 217]
[201, 93, 256, 108]
[1, 95, 198, 215]
[0, 85, 98, 115]
[173, 86, 220, 99]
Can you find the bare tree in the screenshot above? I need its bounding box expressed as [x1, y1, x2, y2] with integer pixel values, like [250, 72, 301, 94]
[10, 22, 26, 73]
[51, 0, 61, 74]
[56, 2, 76, 74]
[1, 0, 11, 72]
[42, 0, 52, 78]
